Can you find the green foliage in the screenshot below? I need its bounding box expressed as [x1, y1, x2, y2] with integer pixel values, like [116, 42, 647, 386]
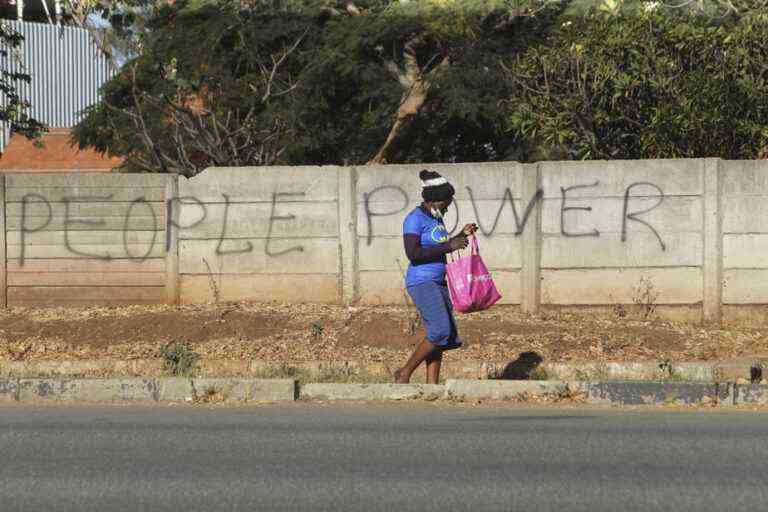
[73, 0, 321, 173]
[159, 338, 200, 376]
[73, 0, 564, 170]
[73, 0, 768, 168]
[0, 24, 46, 141]
[287, 0, 565, 164]
[505, 4, 768, 160]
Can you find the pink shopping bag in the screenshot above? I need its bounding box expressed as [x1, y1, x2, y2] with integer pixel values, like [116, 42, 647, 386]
[446, 235, 502, 313]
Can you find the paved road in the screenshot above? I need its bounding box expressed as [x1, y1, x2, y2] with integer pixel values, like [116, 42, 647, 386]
[1, 404, 767, 512]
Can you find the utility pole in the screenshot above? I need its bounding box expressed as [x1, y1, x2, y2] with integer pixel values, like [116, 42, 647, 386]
[16, 0, 24, 20]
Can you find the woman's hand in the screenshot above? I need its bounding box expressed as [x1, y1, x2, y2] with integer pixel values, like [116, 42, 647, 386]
[448, 234, 469, 251]
[462, 223, 478, 236]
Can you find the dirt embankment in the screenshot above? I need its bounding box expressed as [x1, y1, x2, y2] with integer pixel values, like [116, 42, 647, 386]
[2, 303, 768, 366]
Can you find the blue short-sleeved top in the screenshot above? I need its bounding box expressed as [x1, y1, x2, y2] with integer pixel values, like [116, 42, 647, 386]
[403, 207, 449, 287]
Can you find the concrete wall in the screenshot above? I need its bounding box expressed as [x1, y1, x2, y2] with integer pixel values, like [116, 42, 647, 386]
[2, 173, 167, 306]
[1, 158, 767, 318]
[538, 159, 706, 307]
[722, 161, 768, 305]
[175, 166, 342, 304]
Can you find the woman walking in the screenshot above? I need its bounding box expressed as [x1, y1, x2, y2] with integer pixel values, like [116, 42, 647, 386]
[394, 170, 477, 384]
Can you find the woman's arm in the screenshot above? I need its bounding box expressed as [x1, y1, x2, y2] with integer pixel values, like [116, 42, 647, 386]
[403, 233, 468, 264]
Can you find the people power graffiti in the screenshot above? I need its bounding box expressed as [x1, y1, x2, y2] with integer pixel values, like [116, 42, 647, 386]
[363, 180, 667, 250]
[14, 178, 669, 266]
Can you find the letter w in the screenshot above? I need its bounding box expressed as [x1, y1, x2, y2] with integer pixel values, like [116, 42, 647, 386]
[466, 187, 543, 236]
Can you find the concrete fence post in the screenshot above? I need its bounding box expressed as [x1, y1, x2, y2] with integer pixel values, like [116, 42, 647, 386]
[0, 175, 6, 309]
[338, 166, 358, 305]
[520, 163, 542, 314]
[165, 173, 180, 305]
[703, 158, 723, 322]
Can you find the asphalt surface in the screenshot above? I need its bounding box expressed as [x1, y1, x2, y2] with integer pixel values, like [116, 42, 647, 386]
[1, 403, 767, 512]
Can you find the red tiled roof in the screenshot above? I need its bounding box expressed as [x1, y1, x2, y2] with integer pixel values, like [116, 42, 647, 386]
[0, 128, 122, 172]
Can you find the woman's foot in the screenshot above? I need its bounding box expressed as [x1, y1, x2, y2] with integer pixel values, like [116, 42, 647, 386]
[393, 368, 410, 384]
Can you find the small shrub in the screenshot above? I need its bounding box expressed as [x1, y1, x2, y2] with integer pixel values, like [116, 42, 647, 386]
[658, 358, 677, 381]
[547, 385, 586, 403]
[633, 276, 658, 319]
[159, 338, 200, 376]
[195, 386, 226, 404]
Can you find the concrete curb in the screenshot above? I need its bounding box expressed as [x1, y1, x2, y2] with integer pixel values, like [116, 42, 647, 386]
[303, 380, 762, 407]
[301, 383, 444, 401]
[733, 384, 768, 405]
[17, 378, 158, 403]
[0, 378, 297, 403]
[444, 379, 589, 401]
[1, 378, 768, 406]
[0, 359, 761, 383]
[443, 380, 741, 407]
[585, 381, 729, 406]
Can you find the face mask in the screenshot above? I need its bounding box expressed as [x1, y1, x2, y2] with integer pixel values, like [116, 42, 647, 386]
[430, 207, 444, 219]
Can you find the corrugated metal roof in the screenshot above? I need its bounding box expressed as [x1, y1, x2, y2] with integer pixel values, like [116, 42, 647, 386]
[0, 20, 115, 152]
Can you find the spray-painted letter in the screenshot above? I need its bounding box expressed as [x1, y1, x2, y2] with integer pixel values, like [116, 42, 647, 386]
[19, 193, 52, 266]
[622, 182, 666, 251]
[124, 197, 158, 260]
[466, 187, 543, 237]
[265, 192, 305, 257]
[363, 186, 409, 246]
[216, 193, 254, 256]
[166, 196, 207, 251]
[560, 181, 600, 237]
[62, 195, 111, 260]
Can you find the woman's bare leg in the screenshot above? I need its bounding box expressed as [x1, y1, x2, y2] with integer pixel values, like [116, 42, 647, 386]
[425, 349, 443, 384]
[394, 339, 436, 384]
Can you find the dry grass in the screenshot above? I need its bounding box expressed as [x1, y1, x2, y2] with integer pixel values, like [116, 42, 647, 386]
[0, 302, 767, 366]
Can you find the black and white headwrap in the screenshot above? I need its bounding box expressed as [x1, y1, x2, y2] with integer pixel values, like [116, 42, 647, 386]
[420, 169, 455, 202]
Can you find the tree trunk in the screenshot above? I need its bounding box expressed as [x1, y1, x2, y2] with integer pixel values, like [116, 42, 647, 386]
[368, 80, 428, 165]
[368, 55, 448, 165]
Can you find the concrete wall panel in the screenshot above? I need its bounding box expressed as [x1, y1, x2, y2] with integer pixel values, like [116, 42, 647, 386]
[180, 274, 340, 303]
[179, 202, 338, 239]
[541, 196, 702, 235]
[723, 196, 768, 234]
[179, 239, 339, 274]
[721, 160, 768, 196]
[723, 234, 768, 269]
[540, 160, 703, 198]
[541, 268, 702, 305]
[542, 233, 702, 268]
[724, 269, 768, 304]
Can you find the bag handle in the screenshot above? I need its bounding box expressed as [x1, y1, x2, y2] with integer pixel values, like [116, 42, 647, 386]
[470, 234, 479, 255]
[447, 235, 478, 261]
[448, 245, 463, 262]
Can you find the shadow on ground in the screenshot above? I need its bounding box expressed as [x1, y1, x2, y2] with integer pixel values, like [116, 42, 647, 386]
[494, 351, 545, 380]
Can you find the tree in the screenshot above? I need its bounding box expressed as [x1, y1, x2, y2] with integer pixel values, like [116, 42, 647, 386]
[504, 1, 768, 160]
[285, 0, 565, 165]
[0, 23, 46, 142]
[72, 1, 317, 175]
[72, 0, 566, 173]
